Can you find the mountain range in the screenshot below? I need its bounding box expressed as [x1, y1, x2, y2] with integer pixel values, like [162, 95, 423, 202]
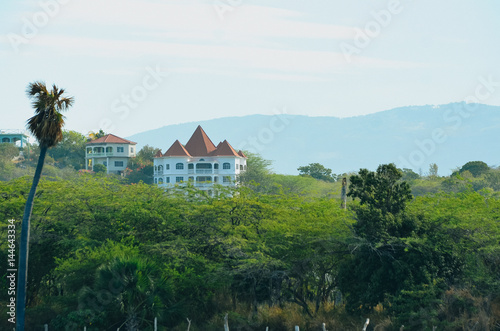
[127, 103, 500, 176]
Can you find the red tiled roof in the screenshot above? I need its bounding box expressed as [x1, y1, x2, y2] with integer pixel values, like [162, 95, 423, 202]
[184, 125, 216, 156]
[159, 126, 246, 158]
[87, 134, 136, 145]
[163, 140, 191, 157]
[154, 149, 163, 158]
[210, 140, 239, 157]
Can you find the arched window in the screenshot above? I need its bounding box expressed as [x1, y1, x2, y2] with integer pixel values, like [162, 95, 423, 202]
[188, 164, 194, 170]
[214, 163, 219, 169]
[158, 165, 163, 172]
[2, 138, 10, 143]
[106, 146, 113, 153]
[158, 177, 164, 184]
[176, 163, 184, 170]
[223, 163, 230, 170]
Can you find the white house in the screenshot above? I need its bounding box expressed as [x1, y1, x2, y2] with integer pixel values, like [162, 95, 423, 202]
[154, 125, 247, 192]
[85, 134, 137, 175]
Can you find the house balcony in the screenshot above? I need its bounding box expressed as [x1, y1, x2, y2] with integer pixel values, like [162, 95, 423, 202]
[194, 182, 213, 187]
[87, 153, 114, 157]
[187, 169, 220, 174]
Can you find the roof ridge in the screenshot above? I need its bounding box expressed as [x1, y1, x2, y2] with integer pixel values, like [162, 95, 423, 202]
[87, 133, 136, 145]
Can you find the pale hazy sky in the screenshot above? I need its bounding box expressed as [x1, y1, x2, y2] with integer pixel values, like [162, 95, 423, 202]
[1, 0, 499, 137]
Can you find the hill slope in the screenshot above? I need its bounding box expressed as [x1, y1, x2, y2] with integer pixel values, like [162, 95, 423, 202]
[127, 103, 500, 175]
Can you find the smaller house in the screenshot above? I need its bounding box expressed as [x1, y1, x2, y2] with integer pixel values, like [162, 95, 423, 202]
[85, 134, 136, 175]
[0, 130, 29, 148]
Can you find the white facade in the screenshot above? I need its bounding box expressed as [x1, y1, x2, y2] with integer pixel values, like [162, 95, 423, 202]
[153, 126, 247, 192]
[154, 156, 246, 189]
[85, 135, 137, 175]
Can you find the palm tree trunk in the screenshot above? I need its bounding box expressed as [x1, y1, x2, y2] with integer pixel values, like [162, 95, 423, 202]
[16, 145, 47, 331]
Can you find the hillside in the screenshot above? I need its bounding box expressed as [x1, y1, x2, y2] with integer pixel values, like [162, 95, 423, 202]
[127, 102, 500, 175]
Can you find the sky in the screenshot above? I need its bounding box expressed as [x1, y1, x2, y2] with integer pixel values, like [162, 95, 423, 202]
[1, 0, 499, 138]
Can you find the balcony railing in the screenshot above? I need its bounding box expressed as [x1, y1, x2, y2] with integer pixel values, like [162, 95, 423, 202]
[87, 153, 114, 157]
[195, 182, 212, 187]
[186, 169, 220, 174]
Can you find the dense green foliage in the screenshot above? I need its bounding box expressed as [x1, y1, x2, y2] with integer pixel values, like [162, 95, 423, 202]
[297, 163, 338, 182]
[0, 168, 499, 330]
[1, 141, 500, 330]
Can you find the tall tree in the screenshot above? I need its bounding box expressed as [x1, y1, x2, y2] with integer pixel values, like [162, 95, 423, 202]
[16, 81, 74, 330]
[47, 130, 87, 169]
[297, 163, 336, 182]
[459, 161, 490, 177]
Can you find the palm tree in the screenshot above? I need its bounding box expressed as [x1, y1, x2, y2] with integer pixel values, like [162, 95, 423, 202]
[79, 258, 172, 330]
[16, 81, 74, 330]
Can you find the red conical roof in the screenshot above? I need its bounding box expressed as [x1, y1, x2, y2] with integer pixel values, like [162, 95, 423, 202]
[210, 140, 239, 157]
[163, 140, 191, 157]
[154, 149, 163, 158]
[184, 125, 216, 156]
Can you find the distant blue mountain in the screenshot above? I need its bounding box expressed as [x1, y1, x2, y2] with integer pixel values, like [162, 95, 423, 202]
[127, 103, 500, 176]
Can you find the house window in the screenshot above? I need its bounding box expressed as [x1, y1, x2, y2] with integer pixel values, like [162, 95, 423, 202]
[106, 147, 113, 153]
[166, 177, 170, 183]
[103, 162, 107, 167]
[158, 165, 163, 172]
[240, 165, 243, 171]
[214, 163, 219, 169]
[117, 147, 124, 153]
[154, 178, 158, 184]
[158, 177, 163, 184]
[188, 176, 194, 182]
[166, 164, 170, 170]
[188, 164, 194, 170]
[130, 147, 134, 153]
[176, 176, 183, 183]
[86, 148, 92, 154]
[214, 176, 219, 183]
[223, 176, 231, 183]
[223, 163, 230, 170]
[176, 163, 184, 170]
[115, 161, 124, 167]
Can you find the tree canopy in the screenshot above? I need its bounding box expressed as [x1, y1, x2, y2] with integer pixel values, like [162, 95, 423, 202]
[297, 162, 336, 182]
[459, 160, 490, 177]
